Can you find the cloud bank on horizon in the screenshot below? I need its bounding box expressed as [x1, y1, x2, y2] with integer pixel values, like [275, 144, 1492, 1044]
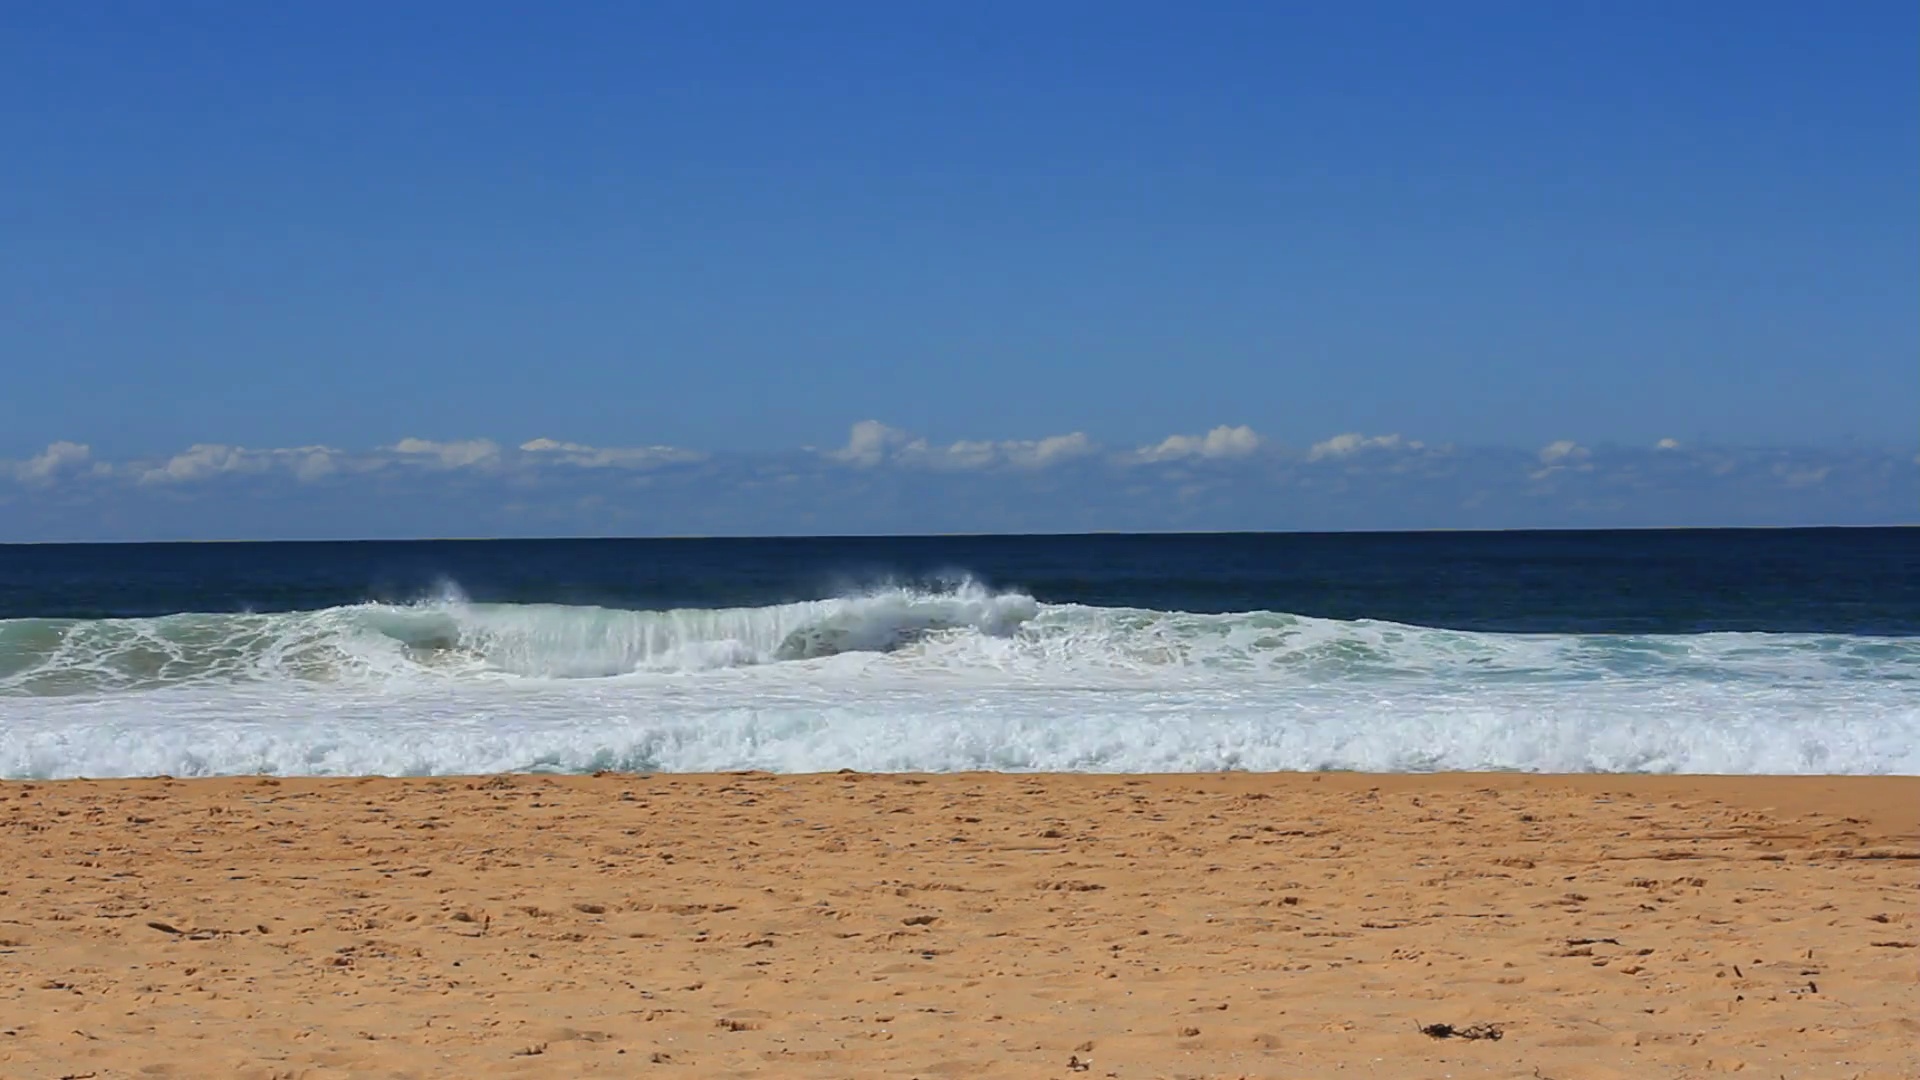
[1, 423, 1912, 541]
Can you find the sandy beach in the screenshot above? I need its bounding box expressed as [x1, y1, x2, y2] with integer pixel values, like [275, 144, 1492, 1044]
[0, 772, 1914, 1079]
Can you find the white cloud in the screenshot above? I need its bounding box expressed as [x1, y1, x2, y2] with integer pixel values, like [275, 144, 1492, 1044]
[1537, 440, 1588, 465]
[1133, 425, 1263, 463]
[1001, 431, 1095, 469]
[520, 438, 588, 453]
[34, 435, 694, 487]
[827, 421, 913, 467]
[1307, 432, 1416, 461]
[139, 444, 344, 484]
[12, 431, 1913, 538]
[908, 431, 1095, 470]
[927, 439, 998, 470]
[290, 449, 339, 481]
[827, 421, 1094, 470]
[1529, 440, 1595, 481]
[144, 444, 258, 483]
[390, 437, 501, 469]
[519, 437, 705, 469]
[11, 441, 91, 484]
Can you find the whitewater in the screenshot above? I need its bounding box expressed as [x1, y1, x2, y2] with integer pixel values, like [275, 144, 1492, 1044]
[1, 582, 1915, 778]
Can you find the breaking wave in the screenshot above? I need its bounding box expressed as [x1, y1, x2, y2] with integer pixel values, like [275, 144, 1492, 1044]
[1, 581, 1915, 778]
[0, 582, 1046, 692]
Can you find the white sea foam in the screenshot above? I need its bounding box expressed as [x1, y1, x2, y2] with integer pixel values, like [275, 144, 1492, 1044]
[1, 583, 1915, 778]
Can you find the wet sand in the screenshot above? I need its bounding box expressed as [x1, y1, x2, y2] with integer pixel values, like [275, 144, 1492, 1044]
[1, 772, 1915, 1079]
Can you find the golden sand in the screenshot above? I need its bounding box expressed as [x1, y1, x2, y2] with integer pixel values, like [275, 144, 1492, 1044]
[1, 772, 1915, 1079]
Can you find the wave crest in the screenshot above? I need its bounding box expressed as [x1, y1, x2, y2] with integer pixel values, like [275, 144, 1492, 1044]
[3, 580, 1917, 697]
[0, 582, 1045, 693]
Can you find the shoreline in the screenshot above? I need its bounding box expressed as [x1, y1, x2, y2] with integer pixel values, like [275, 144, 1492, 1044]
[3, 771, 1914, 1078]
[10, 770, 1920, 835]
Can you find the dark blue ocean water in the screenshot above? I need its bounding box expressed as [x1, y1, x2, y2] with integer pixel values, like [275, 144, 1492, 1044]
[1, 528, 1915, 633]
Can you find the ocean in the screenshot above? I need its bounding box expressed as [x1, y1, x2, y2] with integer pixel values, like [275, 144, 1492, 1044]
[1, 529, 1915, 779]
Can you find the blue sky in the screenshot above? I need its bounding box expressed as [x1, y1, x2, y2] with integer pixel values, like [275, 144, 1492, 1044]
[2, 3, 1914, 539]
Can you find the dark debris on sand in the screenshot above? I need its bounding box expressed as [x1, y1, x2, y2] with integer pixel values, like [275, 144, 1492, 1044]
[1419, 1021, 1504, 1041]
